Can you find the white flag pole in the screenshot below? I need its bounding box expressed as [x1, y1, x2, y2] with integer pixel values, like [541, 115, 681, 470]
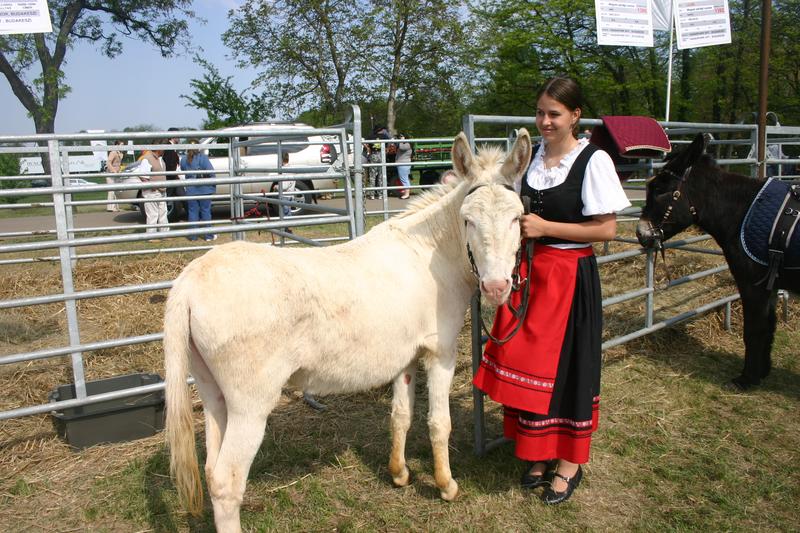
[665, 0, 675, 122]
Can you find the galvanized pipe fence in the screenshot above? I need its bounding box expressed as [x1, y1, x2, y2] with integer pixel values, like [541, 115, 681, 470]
[1, 107, 799, 435]
[0, 120, 358, 421]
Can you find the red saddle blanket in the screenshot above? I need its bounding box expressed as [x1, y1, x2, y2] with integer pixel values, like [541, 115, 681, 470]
[590, 115, 671, 158]
[590, 115, 671, 180]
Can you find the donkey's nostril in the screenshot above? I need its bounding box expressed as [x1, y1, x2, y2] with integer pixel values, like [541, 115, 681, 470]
[481, 279, 510, 296]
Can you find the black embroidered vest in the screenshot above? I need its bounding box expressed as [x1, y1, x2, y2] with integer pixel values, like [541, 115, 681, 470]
[520, 143, 599, 245]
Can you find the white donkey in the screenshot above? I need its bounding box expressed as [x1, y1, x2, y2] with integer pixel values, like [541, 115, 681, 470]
[164, 130, 532, 532]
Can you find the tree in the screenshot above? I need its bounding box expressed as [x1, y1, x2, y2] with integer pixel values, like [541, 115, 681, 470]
[0, 1, 194, 135]
[771, 2, 800, 127]
[0, 152, 22, 204]
[224, 0, 365, 124]
[470, 0, 671, 120]
[364, 0, 469, 134]
[181, 57, 272, 129]
[223, 0, 471, 134]
[663, 0, 799, 127]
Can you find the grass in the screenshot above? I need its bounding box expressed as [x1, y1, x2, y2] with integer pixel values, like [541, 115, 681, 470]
[0, 186, 109, 218]
[1, 313, 798, 531]
[0, 221, 799, 531]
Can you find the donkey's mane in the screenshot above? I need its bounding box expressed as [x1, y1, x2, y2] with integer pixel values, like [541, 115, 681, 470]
[691, 153, 755, 186]
[682, 152, 763, 206]
[394, 181, 458, 219]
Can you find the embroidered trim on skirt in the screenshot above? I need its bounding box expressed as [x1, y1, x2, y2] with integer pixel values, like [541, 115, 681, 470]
[473, 244, 602, 464]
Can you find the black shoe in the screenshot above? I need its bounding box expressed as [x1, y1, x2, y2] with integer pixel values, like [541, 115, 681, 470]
[541, 465, 583, 505]
[520, 460, 555, 489]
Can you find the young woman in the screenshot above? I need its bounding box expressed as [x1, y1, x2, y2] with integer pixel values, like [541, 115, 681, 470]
[105, 140, 125, 212]
[473, 77, 630, 504]
[395, 133, 413, 199]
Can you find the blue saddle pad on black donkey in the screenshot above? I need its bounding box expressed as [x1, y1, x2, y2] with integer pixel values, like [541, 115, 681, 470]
[741, 178, 800, 269]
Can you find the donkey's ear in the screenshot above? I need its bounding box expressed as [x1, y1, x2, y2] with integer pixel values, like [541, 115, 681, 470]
[499, 128, 532, 185]
[685, 133, 707, 165]
[451, 132, 474, 179]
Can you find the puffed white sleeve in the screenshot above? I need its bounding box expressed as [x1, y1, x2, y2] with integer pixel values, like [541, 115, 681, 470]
[581, 149, 631, 216]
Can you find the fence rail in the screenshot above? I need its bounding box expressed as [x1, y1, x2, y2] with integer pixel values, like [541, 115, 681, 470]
[1, 107, 798, 437]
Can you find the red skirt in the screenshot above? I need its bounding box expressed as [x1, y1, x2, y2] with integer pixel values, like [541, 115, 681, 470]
[473, 244, 602, 464]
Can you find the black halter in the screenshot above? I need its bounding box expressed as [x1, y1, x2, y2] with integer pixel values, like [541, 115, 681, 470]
[648, 166, 697, 285]
[652, 166, 697, 236]
[464, 184, 533, 345]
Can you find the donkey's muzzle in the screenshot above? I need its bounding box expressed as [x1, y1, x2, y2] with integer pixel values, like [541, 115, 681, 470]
[481, 278, 512, 307]
[636, 219, 660, 249]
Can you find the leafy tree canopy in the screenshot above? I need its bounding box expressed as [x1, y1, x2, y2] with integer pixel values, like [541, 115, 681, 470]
[222, 0, 468, 133]
[197, 0, 799, 137]
[181, 57, 272, 129]
[0, 0, 195, 135]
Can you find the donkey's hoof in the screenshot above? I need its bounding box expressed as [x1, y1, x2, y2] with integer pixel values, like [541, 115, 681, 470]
[392, 466, 411, 487]
[439, 479, 459, 501]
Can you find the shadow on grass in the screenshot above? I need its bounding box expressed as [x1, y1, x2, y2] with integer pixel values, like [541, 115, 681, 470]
[608, 323, 800, 400]
[138, 363, 562, 528]
[142, 442, 215, 532]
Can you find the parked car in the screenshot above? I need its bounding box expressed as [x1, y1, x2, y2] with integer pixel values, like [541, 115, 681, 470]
[66, 178, 94, 186]
[115, 123, 351, 220]
[28, 177, 95, 187]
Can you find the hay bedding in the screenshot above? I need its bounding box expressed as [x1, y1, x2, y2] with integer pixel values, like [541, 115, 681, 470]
[0, 252, 198, 530]
[0, 227, 780, 530]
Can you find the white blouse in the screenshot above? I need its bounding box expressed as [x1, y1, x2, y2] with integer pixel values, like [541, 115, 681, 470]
[518, 138, 631, 216]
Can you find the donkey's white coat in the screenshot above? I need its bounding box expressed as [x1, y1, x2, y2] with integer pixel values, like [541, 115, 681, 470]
[164, 131, 532, 532]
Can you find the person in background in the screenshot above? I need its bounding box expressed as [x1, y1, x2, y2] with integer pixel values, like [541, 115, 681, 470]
[162, 130, 180, 172]
[276, 151, 296, 234]
[395, 133, 413, 199]
[440, 169, 459, 186]
[180, 141, 217, 242]
[367, 125, 392, 200]
[278, 152, 297, 216]
[138, 144, 169, 240]
[105, 140, 125, 212]
[361, 142, 373, 197]
[162, 128, 185, 211]
[473, 76, 630, 505]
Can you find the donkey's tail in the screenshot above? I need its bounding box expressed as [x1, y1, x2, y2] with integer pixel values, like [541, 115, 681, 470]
[163, 281, 203, 516]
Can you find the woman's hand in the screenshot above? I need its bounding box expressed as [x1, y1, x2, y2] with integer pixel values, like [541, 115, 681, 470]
[520, 213, 550, 239]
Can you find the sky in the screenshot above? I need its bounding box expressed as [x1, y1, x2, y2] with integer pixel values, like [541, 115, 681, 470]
[1, 0, 261, 136]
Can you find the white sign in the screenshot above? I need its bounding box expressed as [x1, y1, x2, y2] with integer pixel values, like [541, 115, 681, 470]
[20, 156, 101, 175]
[87, 130, 108, 162]
[0, 0, 53, 35]
[596, 0, 654, 47]
[675, 0, 731, 50]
